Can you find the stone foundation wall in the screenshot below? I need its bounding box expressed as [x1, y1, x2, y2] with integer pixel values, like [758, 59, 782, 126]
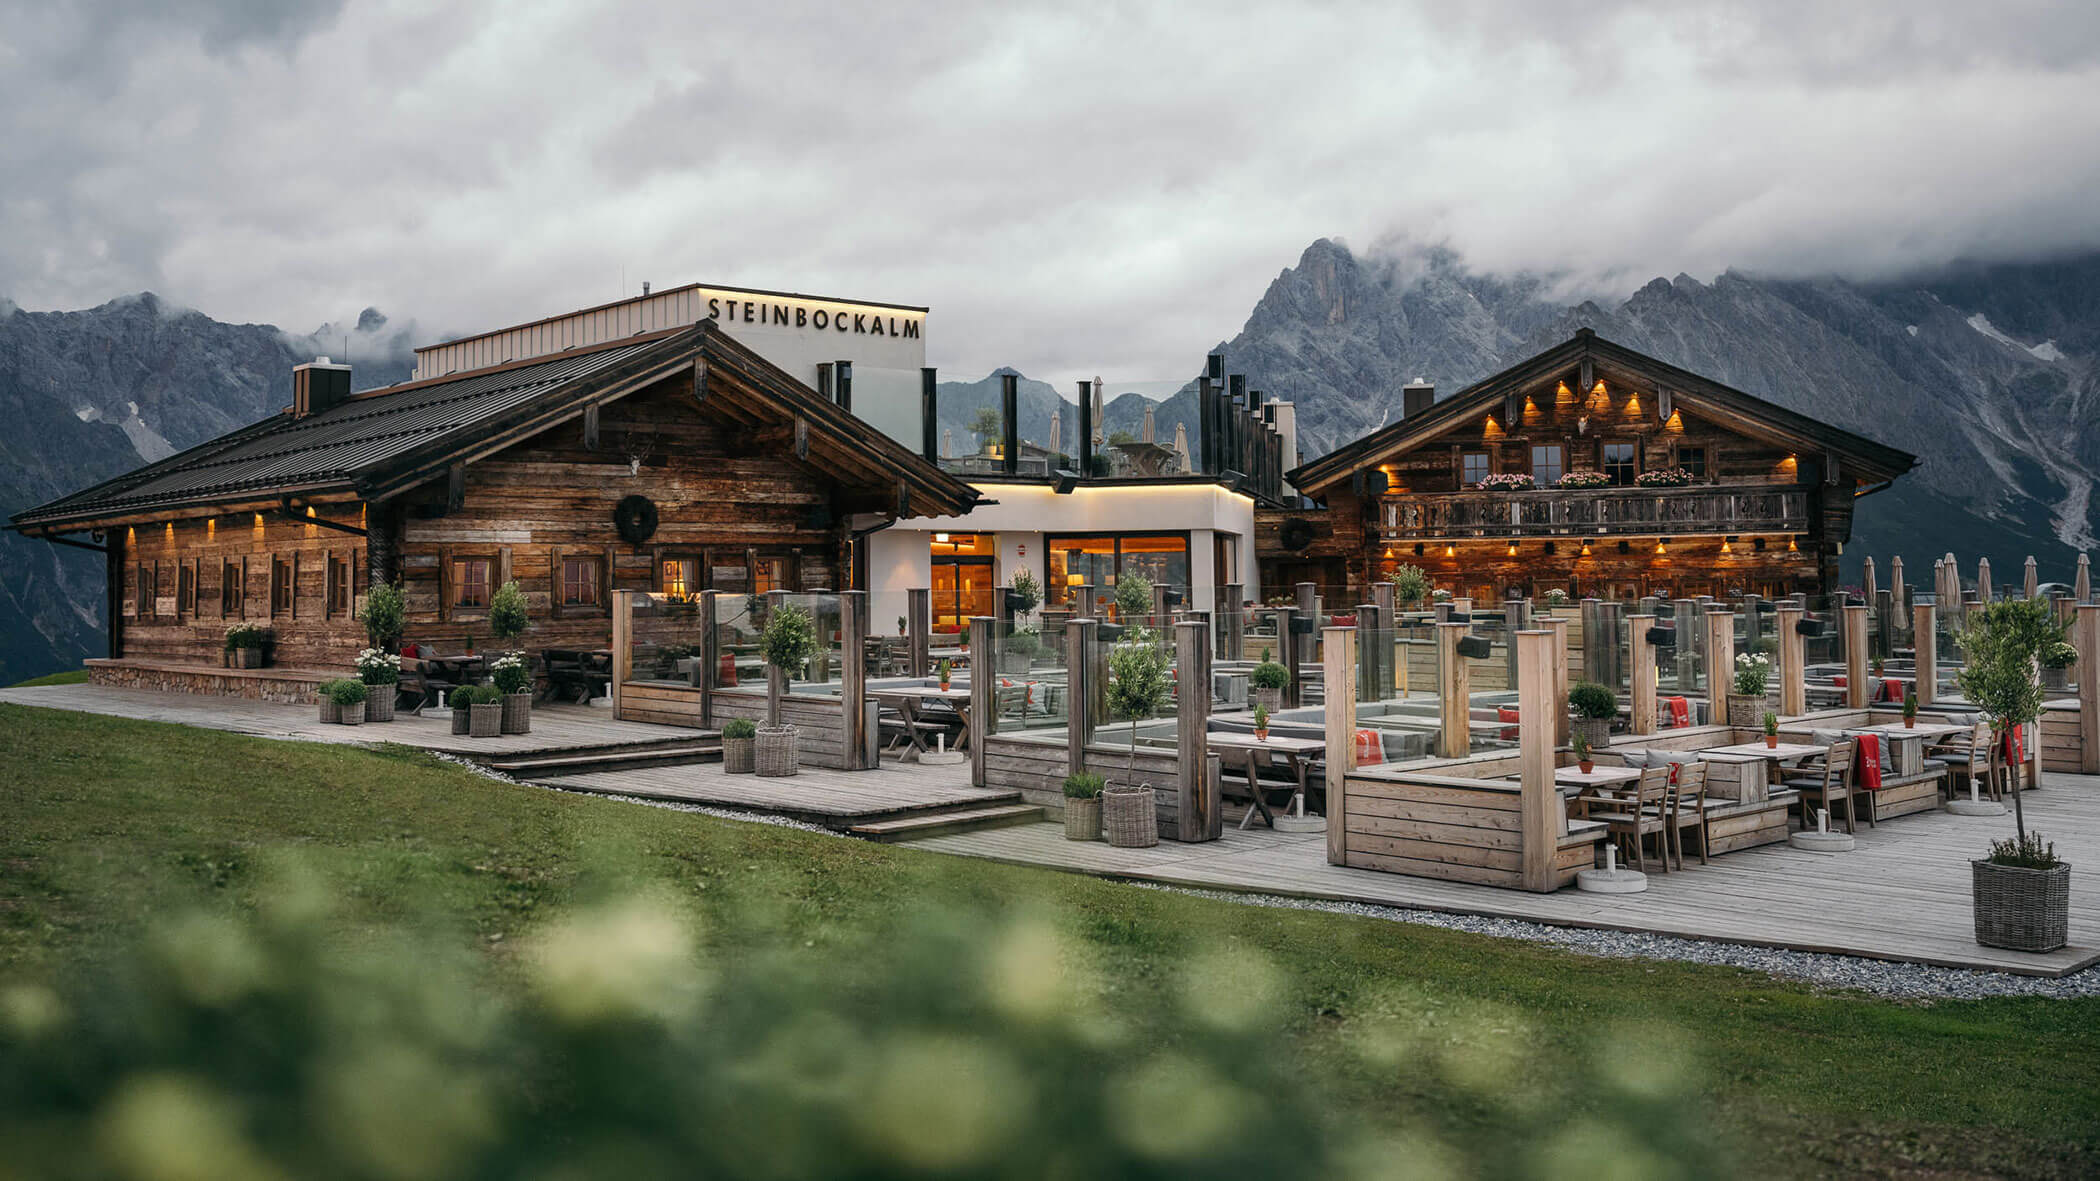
[85, 660, 329, 704]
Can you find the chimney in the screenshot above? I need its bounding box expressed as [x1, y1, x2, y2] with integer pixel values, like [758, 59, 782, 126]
[292, 357, 353, 419]
[641, 281, 651, 297]
[1402, 377, 1435, 419]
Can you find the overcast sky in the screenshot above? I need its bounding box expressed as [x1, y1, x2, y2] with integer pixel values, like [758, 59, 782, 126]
[4, 0, 2099, 386]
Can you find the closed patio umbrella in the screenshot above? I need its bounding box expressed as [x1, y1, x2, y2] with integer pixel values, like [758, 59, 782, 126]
[1890, 555, 1905, 612]
[2025, 555, 2038, 601]
[1977, 557, 1993, 603]
[1862, 557, 1877, 601]
[2078, 553, 2092, 603]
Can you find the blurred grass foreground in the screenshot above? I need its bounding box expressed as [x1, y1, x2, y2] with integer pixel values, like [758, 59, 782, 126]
[0, 872, 1721, 1180]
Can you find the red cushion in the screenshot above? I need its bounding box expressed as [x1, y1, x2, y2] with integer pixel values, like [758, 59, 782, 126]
[1354, 729, 1383, 766]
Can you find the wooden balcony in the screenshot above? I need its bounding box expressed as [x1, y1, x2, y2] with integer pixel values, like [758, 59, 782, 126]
[1379, 481, 1809, 539]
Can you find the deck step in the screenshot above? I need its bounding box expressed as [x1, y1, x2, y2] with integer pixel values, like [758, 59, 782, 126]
[850, 803, 1045, 842]
[488, 740, 721, 776]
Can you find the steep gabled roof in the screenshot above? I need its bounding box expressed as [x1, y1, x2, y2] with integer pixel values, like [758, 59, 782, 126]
[13, 321, 977, 531]
[1288, 329, 1920, 497]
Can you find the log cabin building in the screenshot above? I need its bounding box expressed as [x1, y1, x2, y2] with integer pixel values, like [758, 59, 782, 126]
[1267, 329, 1917, 602]
[10, 315, 977, 692]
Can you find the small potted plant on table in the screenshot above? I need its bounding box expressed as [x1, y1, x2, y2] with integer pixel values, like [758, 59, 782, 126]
[1902, 688, 1919, 728]
[356, 648, 400, 722]
[720, 718, 757, 774]
[1729, 652, 1769, 728]
[757, 601, 818, 777]
[1762, 710, 1780, 749]
[1567, 681, 1616, 749]
[1249, 647, 1290, 713]
[1573, 731, 1594, 774]
[1252, 702, 1270, 742]
[321, 679, 367, 726]
[936, 657, 953, 693]
[490, 654, 533, 734]
[1062, 772, 1104, 841]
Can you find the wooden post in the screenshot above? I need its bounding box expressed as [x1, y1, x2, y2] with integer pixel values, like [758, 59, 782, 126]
[696, 590, 718, 726]
[1913, 603, 1937, 706]
[1354, 602, 1384, 702]
[611, 589, 634, 717]
[1151, 582, 1171, 628]
[2077, 604, 2100, 775]
[1323, 626, 1357, 866]
[969, 615, 995, 787]
[1221, 582, 1244, 659]
[1295, 581, 1317, 621]
[1437, 621, 1470, 759]
[906, 587, 931, 677]
[1505, 597, 1532, 687]
[1546, 614, 1571, 747]
[1517, 629, 1561, 893]
[1777, 603, 1807, 718]
[1175, 618, 1219, 841]
[1275, 606, 1301, 710]
[1628, 614, 1657, 734]
[1844, 603, 1870, 710]
[1705, 610, 1735, 727]
[1075, 582, 1097, 619]
[841, 590, 868, 770]
[1672, 598, 1700, 691]
[1066, 617, 1097, 779]
[1873, 588, 1895, 661]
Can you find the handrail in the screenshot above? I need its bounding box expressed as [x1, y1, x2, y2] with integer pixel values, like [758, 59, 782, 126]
[1379, 482, 1808, 537]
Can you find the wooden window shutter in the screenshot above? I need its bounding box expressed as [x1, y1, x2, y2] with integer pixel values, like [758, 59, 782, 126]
[439, 547, 454, 623]
[499, 547, 513, 592]
[549, 545, 565, 619]
[290, 552, 299, 620]
[605, 543, 618, 612]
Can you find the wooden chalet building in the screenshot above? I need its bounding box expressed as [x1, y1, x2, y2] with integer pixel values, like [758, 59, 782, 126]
[10, 320, 977, 690]
[1267, 329, 1917, 602]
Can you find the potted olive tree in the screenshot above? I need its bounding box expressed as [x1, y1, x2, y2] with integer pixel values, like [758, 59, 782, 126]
[757, 601, 818, 777]
[356, 648, 401, 722]
[1062, 772, 1104, 841]
[1567, 681, 1616, 748]
[720, 718, 757, 775]
[491, 654, 532, 734]
[1101, 625, 1170, 848]
[1249, 647, 1290, 713]
[1728, 652, 1769, 728]
[358, 580, 406, 653]
[1957, 599, 2074, 951]
[1390, 563, 1430, 609]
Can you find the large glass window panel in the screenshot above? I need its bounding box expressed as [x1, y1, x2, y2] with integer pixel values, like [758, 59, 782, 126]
[1116, 535, 1189, 598]
[931, 558, 995, 629]
[1530, 444, 1564, 483]
[1047, 537, 1115, 608]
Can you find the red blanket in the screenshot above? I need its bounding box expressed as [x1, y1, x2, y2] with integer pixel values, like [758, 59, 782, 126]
[1664, 696, 1691, 728]
[1355, 729, 1384, 765]
[1856, 732, 1883, 790]
[1497, 706, 1520, 741]
[2002, 725, 2025, 766]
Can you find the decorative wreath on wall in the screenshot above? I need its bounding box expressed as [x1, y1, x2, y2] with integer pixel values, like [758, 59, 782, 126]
[614, 494, 659, 543]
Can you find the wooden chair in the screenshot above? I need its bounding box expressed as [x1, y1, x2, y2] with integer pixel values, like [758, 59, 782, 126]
[1927, 722, 1996, 802]
[1588, 765, 1673, 873]
[1784, 738, 1857, 834]
[1666, 761, 1711, 868]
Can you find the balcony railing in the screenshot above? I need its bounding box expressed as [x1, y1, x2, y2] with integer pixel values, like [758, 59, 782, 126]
[1380, 482, 1808, 538]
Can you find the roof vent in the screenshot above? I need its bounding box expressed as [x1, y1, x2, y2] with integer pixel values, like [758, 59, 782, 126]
[292, 357, 353, 419]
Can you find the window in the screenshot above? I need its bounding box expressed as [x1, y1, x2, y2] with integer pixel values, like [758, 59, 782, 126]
[453, 557, 491, 608]
[751, 556, 788, 595]
[272, 558, 294, 615]
[659, 555, 699, 597]
[1044, 534, 1190, 613]
[1530, 444, 1564, 484]
[1602, 442, 1638, 486]
[1676, 446, 1706, 478]
[561, 555, 602, 608]
[327, 554, 353, 616]
[222, 560, 244, 616]
[1461, 451, 1490, 486]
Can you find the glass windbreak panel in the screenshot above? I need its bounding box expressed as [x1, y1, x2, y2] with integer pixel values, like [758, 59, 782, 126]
[1115, 535, 1189, 619]
[852, 366, 926, 454]
[1015, 387, 1057, 478]
[625, 592, 720, 690]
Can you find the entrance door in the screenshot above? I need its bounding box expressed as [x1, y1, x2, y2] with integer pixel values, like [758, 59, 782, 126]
[932, 557, 995, 630]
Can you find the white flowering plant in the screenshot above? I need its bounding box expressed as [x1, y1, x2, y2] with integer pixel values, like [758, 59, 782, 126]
[355, 648, 401, 686]
[490, 653, 532, 696]
[1732, 651, 1770, 697]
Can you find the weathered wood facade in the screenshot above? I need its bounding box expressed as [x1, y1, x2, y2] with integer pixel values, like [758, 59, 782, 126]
[1271, 330, 1917, 603]
[14, 323, 977, 674]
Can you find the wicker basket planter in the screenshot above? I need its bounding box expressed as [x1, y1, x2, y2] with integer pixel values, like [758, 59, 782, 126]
[722, 736, 756, 775]
[1973, 860, 2071, 952]
[1253, 687, 1283, 714]
[1726, 693, 1764, 729]
[317, 698, 340, 724]
[338, 701, 365, 726]
[500, 692, 532, 735]
[232, 647, 263, 669]
[755, 724, 799, 777]
[1064, 797, 1101, 841]
[451, 705, 473, 736]
[469, 703, 502, 738]
[1102, 784, 1158, 848]
[1573, 716, 1612, 749]
[365, 691, 395, 723]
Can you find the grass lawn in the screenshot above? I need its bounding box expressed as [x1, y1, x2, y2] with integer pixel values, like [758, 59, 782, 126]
[3, 701, 2096, 1178]
[5, 669, 87, 688]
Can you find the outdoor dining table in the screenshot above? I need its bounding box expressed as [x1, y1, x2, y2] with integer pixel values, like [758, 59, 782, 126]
[1207, 732, 1324, 829]
[1553, 764, 1641, 818]
[869, 686, 974, 756]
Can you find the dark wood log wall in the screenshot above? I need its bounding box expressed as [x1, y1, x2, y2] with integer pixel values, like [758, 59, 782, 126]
[113, 512, 369, 668]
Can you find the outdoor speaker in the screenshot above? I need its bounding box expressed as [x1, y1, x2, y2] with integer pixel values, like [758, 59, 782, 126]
[1163, 588, 1185, 609]
[1288, 616, 1317, 635]
[1447, 612, 1473, 624]
[1002, 588, 1028, 617]
[1051, 468, 1079, 494]
[1646, 626, 1676, 647]
[1795, 619, 1826, 637]
[1455, 635, 1493, 659]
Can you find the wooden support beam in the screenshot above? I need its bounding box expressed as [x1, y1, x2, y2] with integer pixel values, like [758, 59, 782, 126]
[611, 590, 635, 717]
[691, 357, 707, 403]
[1354, 602, 1384, 702]
[1628, 614, 1657, 735]
[1437, 621, 1470, 759]
[583, 404, 600, 450]
[1323, 626, 1357, 867]
[793, 415, 810, 460]
[1844, 604, 1871, 710]
[1517, 628, 1561, 893]
[1545, 614, 1570, 747]
[696, 591, 717, 726]
[1777, 603, 1807, 717]
[1221, 582, 1244, 660]
[907, 587, 931, 677]
[2078, 604, 2100, 775]
[1275, 606, 1301, 710]
[1913, 603, 1936, 706]
[1066, 617, 1098, 778]
[1175, 618, 1219, 842]
[1705, 610, 1736, 728]
[969, 616, 995, 787]
[841, 590, 868, 770]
